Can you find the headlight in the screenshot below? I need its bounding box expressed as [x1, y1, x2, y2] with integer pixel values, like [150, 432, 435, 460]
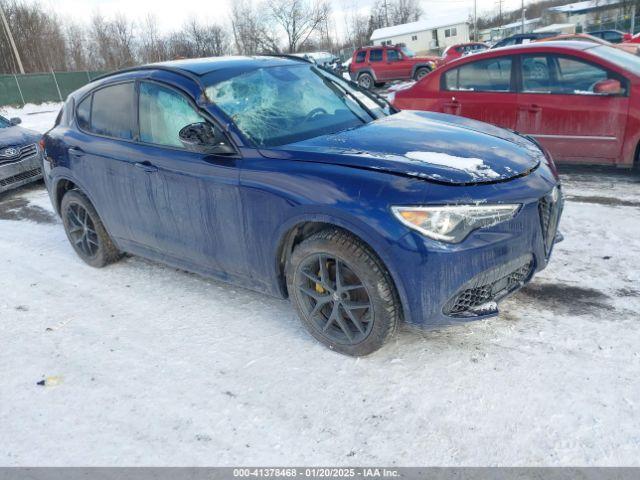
[391, 204, 521, 243]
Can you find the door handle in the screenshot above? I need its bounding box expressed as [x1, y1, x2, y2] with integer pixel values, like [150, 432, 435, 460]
[134, 161, 158, 173]
[520, 104, 542, 113]
[68, 146, 84, 157]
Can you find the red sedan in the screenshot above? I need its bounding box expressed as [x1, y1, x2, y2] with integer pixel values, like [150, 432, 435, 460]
[392, 41, 640, 168]
[438, 42, 489, 67]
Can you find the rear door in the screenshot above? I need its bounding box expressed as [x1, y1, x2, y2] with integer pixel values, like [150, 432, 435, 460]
[71, 82, 158, 247]
[368, 48, 386, 81]
[439, 55, 519, 129]
[515, 53, 629, 163]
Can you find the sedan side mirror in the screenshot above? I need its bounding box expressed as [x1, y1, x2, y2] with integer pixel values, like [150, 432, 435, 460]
[594, 79, 622, 95]
[10, 117, 21, 125]
[178, 122, 235, 155]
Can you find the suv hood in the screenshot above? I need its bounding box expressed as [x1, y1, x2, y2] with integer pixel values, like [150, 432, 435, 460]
[0, 125, 41, 148]
[265, 111, 543, 185]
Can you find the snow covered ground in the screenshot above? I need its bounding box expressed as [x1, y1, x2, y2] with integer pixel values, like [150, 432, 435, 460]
[0, 102, 62, 134]
[1, 103, 639, 466]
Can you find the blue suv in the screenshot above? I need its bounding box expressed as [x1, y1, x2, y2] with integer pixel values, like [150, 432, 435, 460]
[42, 56, 562, 356]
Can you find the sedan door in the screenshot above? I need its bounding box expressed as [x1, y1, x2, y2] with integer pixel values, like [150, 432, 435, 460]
[439, 55, 519, 130]
[134, 81, 247, 279]
[515, 54, 629, 164]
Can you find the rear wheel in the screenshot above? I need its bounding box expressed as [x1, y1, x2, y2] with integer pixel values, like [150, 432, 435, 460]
[287, 229, 399, 356]
[414, 67, 431, 81]
[357, 72, 374, 90]
[61, 190, 121, 268]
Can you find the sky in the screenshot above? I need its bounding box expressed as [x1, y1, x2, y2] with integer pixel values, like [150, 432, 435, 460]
[40, 0, 529, 40]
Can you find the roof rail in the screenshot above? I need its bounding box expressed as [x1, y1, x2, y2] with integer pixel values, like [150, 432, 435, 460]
[256, 53, 314, 63]
[89, 64, 207, 89]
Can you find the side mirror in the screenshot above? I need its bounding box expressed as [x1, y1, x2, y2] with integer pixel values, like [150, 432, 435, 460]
[594, 78, 622, 95]
[178, 122, 235, 155]
[10, 117, 21, 125]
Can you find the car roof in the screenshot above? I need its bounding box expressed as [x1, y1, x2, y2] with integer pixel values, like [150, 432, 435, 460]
[152, 55, 306, 76]
[492, 40, 598, 52]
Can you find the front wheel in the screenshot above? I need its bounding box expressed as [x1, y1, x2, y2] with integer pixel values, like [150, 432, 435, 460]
[61, 190, 121, 268]
[287, 229, 400, 356]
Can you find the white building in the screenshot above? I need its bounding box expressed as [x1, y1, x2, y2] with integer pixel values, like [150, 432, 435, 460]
[370, 18, 470, 55]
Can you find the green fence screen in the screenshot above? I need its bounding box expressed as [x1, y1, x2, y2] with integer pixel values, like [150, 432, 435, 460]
[0, 70, 108, 106]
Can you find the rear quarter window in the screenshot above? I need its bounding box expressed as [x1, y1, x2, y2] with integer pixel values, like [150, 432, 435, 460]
[88, 83, 135, 140]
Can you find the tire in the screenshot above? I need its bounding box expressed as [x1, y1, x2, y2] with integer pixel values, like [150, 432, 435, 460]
[357, 72, 374, 90]
[61, 190, 121, 268]
[414, 67, 431, 81]
[287, 228, 400, 356]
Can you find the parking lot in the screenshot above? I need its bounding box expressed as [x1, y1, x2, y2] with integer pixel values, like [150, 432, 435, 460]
[1, 163, 639, 465]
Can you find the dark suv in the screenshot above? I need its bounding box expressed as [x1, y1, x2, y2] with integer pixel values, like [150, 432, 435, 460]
[492, 32, 559, 49]
[348, 45, 437, 89]
[41, 56, 561, 356]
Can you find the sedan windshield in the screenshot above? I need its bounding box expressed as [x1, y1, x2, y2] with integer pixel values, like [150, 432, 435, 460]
[0, 115, 11, 128]
[205, 64, 389, 147]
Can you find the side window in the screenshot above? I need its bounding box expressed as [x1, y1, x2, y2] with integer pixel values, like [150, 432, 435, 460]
[90, 83, 135, 139]
[387, 49, 399, 62]
[76, 95, 91, 130]
[355, 51, 366, 63]
[445, 57, 512, 92]
[369, 49, 383, 62]
[139, 82, 206, 148]
[521, 55, 552, 93]
[555, 56, 611, 94]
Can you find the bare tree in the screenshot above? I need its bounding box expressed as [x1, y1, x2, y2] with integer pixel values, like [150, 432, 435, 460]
[267, 0, 330, 53]
[65, 22, 88, 70]
[390, 0, 422, 25]
[231, 0, 280, 54]
[138, 14, 166, 63]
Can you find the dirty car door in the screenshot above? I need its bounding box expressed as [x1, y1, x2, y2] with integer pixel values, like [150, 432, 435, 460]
[516, 54, 629, 163]
[135, 81, 245, 279]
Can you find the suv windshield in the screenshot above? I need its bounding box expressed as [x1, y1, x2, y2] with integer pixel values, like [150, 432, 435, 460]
[589, 44, 640, 76]
[205, 64, 388, 147]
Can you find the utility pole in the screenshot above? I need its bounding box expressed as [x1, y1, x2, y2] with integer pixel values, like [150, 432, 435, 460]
[382, 0, 390, 27]
[0, 3, 24, 74]
[521, 0, 526, 34]
[496, 0, 504, 26]
[474, 0, 478, 41]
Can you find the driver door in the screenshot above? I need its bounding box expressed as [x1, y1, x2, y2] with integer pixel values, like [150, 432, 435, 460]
[516, 54, 629, 163]
[133, 80, 247, 278]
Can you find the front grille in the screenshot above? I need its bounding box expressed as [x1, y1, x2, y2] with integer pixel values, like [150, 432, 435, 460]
[539, 187, 562, 255]
[0, 167, 42, 187]
[444, 256, 534, 317]
[0, 143, 38, 165]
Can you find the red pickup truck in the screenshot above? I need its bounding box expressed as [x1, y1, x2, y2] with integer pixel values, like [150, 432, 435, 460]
[348, 45, 438, 89]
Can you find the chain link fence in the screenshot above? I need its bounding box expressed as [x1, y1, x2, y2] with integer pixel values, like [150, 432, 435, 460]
[0, 71, 107, 106]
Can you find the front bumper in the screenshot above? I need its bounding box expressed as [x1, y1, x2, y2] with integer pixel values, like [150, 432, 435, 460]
[0, 152, 43, 193]
[388, 184, 563, 327]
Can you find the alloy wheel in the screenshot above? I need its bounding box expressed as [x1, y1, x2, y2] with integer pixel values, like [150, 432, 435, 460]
[66, 202, 100, 258]
[296, 254, 373, 345]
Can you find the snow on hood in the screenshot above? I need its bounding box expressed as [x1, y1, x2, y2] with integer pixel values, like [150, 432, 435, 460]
[404, 151, 501, 181]
[267, 110, 543, 185]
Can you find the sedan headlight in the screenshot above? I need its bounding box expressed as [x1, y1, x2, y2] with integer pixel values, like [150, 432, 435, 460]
[391, 204, 521, 243]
